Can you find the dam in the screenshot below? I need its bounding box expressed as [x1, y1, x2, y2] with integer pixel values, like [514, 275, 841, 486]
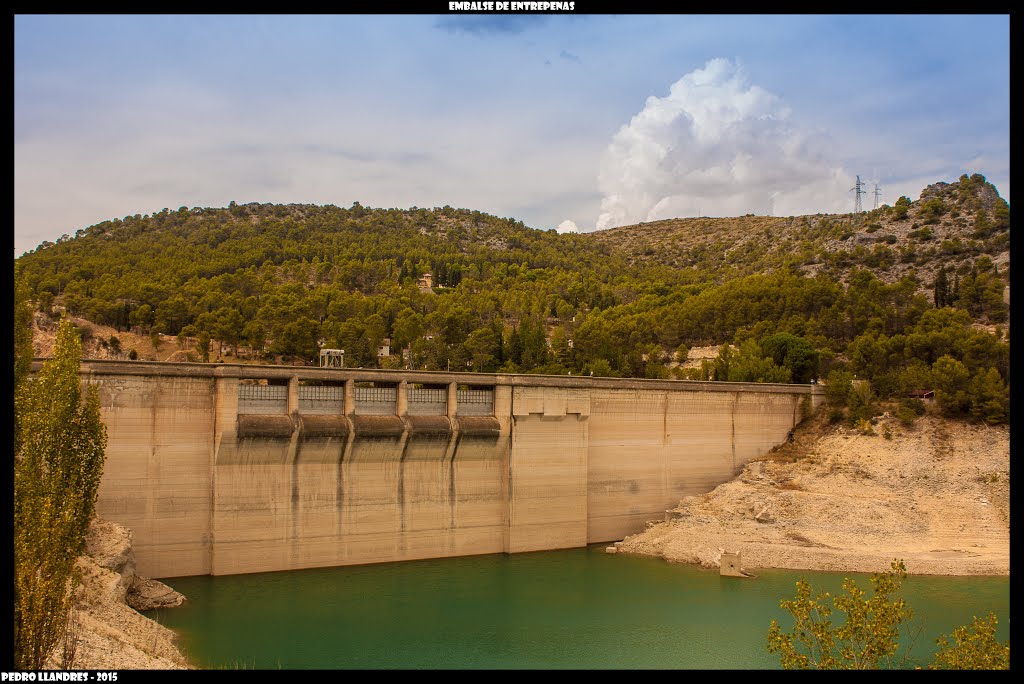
[70, 360, 824, 578]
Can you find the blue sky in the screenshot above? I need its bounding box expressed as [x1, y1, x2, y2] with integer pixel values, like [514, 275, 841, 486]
[14, 14, 1009, 257]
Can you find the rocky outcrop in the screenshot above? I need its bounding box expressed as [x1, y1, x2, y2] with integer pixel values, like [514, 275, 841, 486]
[83, 519, 185, 612]
[127, 578, 186, 612]
[44, 519, 191, 670]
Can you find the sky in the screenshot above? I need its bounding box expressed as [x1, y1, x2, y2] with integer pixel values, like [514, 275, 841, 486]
[14, 13, 1010, 257]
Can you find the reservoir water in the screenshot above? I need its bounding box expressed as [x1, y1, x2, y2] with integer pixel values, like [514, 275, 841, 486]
[149, 546, 1009, 669]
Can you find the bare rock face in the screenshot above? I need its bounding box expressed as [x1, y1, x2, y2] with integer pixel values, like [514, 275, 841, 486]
[84, 518, 185, 611]
[84, 519, 136, 603]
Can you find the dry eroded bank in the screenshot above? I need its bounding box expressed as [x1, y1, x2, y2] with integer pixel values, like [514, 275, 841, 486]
[619, 414, 1009, 576]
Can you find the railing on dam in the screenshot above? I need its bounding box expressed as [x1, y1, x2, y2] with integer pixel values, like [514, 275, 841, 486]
[238, 382, 288, 414]
[220, 370, 499, 419]
[408, 386, 447, 416]
[457, 388, 494, 416]
[298, 383, 345, 415]
[353, 383, 398, 415]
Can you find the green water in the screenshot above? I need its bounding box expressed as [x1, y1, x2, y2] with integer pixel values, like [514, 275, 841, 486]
[149, 547, 1009, 669]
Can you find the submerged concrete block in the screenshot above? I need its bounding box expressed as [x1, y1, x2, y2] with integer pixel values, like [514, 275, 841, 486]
[720, 551, 754, 578]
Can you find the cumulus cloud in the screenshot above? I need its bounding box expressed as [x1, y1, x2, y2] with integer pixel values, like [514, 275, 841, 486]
[595, 58, 853, 229]
[557, 219, 579, 233]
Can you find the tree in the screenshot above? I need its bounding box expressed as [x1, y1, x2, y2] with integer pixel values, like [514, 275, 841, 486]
[930, 614, 1009, 670]
[767, 560, 916, 669]
[967, 367, 1008, 425]
[933, 267, 950, 308]
[710, 344, 734, 381]
[675, 343, 690, 365]
[892, 196, 912, 220]
[212, 307, 245, 357]
[129, 303, 154, 331]
[241, 320, 266, 357]
[727, 339, 791, 383]
[14, 319, 107, 669]
[464, 325, 500, 373]
[767, 559, 1009, 670]
[391, 308, 425, 352]
[586, 358, 616, 377]
[847, 379, 877, 425]
[196, 330, 211, 363]
[15, 272, 34, 388]
[761, 332, 819, 383]
[153, 294, 191, 335]
[932, 355, 970, 417]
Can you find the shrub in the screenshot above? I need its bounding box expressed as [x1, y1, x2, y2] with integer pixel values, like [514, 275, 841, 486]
[825, 369, 854, 407]
[901, 397, 926, 416]
[848, 380, 877, 424]
[767, 560, 913, 669]
[894, 406, 916, 427]
[768, 560, 1009, 670]
[930, 614, 1009, 670]
[854, 417, 875, 435]
[919, 198, 947, 225]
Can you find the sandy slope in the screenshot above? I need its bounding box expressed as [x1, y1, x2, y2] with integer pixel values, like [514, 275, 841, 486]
[619, 412, 1009, 577]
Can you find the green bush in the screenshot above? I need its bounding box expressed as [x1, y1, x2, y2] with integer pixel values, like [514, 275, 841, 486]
[825, 369, 854, 407]
[847, 380, 877, 424]
[768, 560, 1009, 670]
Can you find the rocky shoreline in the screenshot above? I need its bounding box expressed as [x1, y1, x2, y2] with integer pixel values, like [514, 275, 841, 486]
[44, 519, 191, 670]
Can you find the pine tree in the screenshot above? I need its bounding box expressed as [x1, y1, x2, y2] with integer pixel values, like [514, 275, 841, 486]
[933, 267, 949, 308]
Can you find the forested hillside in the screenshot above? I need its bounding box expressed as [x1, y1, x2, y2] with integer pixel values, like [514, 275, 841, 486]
[15, 173, 1010, 423]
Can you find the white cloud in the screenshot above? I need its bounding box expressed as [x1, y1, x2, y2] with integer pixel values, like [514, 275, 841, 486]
[556, 219, 579, 233]
[595, 58, 854, 229]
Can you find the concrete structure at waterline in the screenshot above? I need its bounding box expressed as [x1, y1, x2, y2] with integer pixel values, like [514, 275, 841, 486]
[52, 360, 824, 578]
[720, 551, 755, 578]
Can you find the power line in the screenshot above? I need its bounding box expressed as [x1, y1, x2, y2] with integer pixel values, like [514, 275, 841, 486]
[849, 175, 867, 213]
[873, 183, 883, 210]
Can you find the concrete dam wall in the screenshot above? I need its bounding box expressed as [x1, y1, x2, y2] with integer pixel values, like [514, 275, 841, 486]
[74, 361, 824, 578]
